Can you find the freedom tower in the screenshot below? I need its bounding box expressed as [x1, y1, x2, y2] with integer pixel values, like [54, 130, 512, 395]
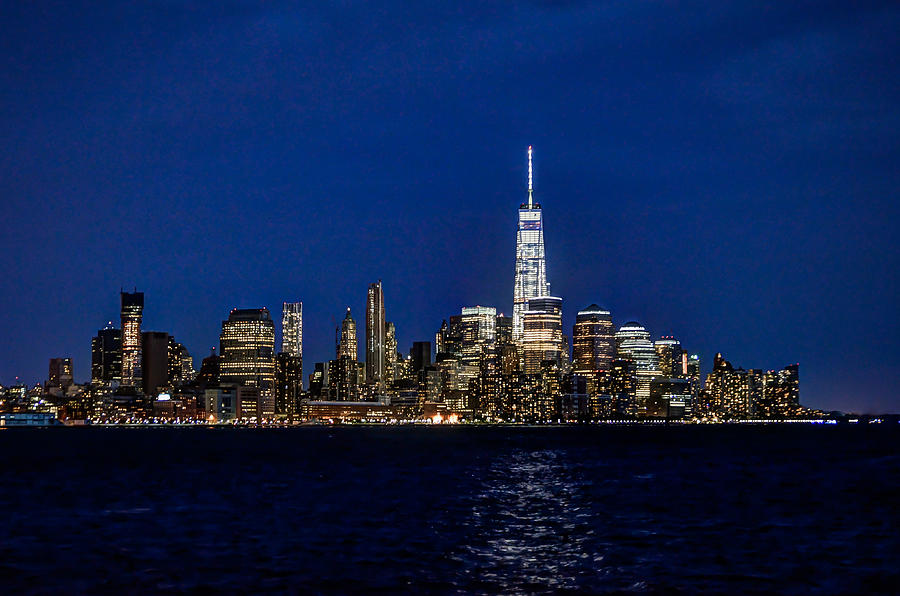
[513, 146, 550, 343]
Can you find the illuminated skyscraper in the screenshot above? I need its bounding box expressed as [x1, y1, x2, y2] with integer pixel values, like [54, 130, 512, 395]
[337, 307, 358, 360]
[281, 302, 303, 358]
[513, 146, 549, 343]
[120, 291, 144, 389]
[522, 296, 563, 376]
[219, 308, 276, 396]
[366, 281, 386, 388]
[572, 305, 615, 381]
[654, 337, 684, 377]
[615, 322, 661, 409]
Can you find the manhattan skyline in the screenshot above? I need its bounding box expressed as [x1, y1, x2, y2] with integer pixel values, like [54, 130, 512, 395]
[1, 2, 898, 413]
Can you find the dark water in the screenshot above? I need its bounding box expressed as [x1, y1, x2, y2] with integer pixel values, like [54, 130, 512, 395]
[1, 426, 897, 594]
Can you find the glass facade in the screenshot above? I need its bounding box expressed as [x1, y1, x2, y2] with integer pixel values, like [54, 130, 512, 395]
[219, 308, 276, 397]
[281, 302, 303, 358]
[513, 147, 549, 342]
[120, 291, 144, 389]
[522, 296, 563, 376]
[366, 281, 386, 388]
[572, 305, 615, 379]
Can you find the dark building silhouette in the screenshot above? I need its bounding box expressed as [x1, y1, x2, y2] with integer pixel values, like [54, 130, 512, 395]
[91, 324, 121, 384]
[141, 331, 170, 396]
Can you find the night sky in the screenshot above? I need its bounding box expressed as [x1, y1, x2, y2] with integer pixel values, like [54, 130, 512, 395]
[2, 2, 898, 413]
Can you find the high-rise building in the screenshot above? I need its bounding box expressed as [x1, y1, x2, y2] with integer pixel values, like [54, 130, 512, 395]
[337, 307, 358, 360]
[572, 305, 615, 382]
[385, 321, 398, 385]
[167, 338, 193, 386]
[654, 337, 684, 378]
[48, 358, 74, 388]
[615, 322, 661, 409]
[513, 146, 549, 343]
[120, 291, 144, 388]
[366, 281, 386, 388]
[281, 302, 303, 358]
[410, 341, 432, 373]
[219, 308, 276, 396]
[522, 296, 563, 376]
[91, 323, 121, 384]
[275, 352, 303, 418]
[141, 331, 170, 396]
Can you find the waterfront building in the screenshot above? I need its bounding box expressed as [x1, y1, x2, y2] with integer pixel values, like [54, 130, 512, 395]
[522, 296, 563, 376]
[513, 146, 550, 343]
[141, 331, 170, 396]
[219, 308, 276, 397]
[597, 358, 637, 417]
[281, 302, 303, 359]
[366, 281, 386, 388]
[275, 352, 303, 418]
[337, 307, 358, 360]
[91, 323, 121, 385]
[648, 377, 693, 418]
[572, 305, 615, 387]
[759, 364, 801, 418]
[120, 291, 144, 389]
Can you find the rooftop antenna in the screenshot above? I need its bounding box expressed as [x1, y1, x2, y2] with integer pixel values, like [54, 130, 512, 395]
[527, 145, 534, 208]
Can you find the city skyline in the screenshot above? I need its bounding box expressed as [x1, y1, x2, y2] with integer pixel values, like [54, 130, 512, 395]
[1, 3, 897, 413]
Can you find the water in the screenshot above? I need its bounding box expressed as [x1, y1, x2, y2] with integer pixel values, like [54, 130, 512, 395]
[0, 425, 897, 593]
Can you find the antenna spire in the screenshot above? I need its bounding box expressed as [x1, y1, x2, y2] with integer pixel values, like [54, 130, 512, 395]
[527, 145, 534, 207]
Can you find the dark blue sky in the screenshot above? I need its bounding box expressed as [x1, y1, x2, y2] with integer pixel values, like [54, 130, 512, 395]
[2, 2, 898, 412]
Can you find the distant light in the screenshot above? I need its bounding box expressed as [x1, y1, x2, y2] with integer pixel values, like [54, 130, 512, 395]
[157, 393, 171, 401]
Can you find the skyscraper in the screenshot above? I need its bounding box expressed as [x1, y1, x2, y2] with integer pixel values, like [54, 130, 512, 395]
[141, 331, 170, 396]
[337, 307, 358, 360]
[120, 291, 144, 389]
[522, 296, 564, 376]
[366, 281, 386, 388]
[572, 305, 615, 381]
[219, 308, 276, 396]
[654, 337, 684, 377]
[513, 146, 549, 343]
[615, 322, 661, 409]
[91, 323, 121, 385]
[281, 302, 303, 358]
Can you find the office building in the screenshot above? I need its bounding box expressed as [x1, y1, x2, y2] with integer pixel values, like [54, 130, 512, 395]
[91, 323, 121, 384]
[522, 296, 563, 376]
[219, 308, 276, 396]
[275, 352, 303, 418]
[513, 146, 550, 342]
[337, 307, 358, 360]
[48, 358, 74, 388]
[141, 331, 170, 396]
[654, 337, 684, 377]
[281, 302, 303, 358]
[572, 305, 615, 383]
[615, 321, 661, 408]
[120, 291, 144, 388]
